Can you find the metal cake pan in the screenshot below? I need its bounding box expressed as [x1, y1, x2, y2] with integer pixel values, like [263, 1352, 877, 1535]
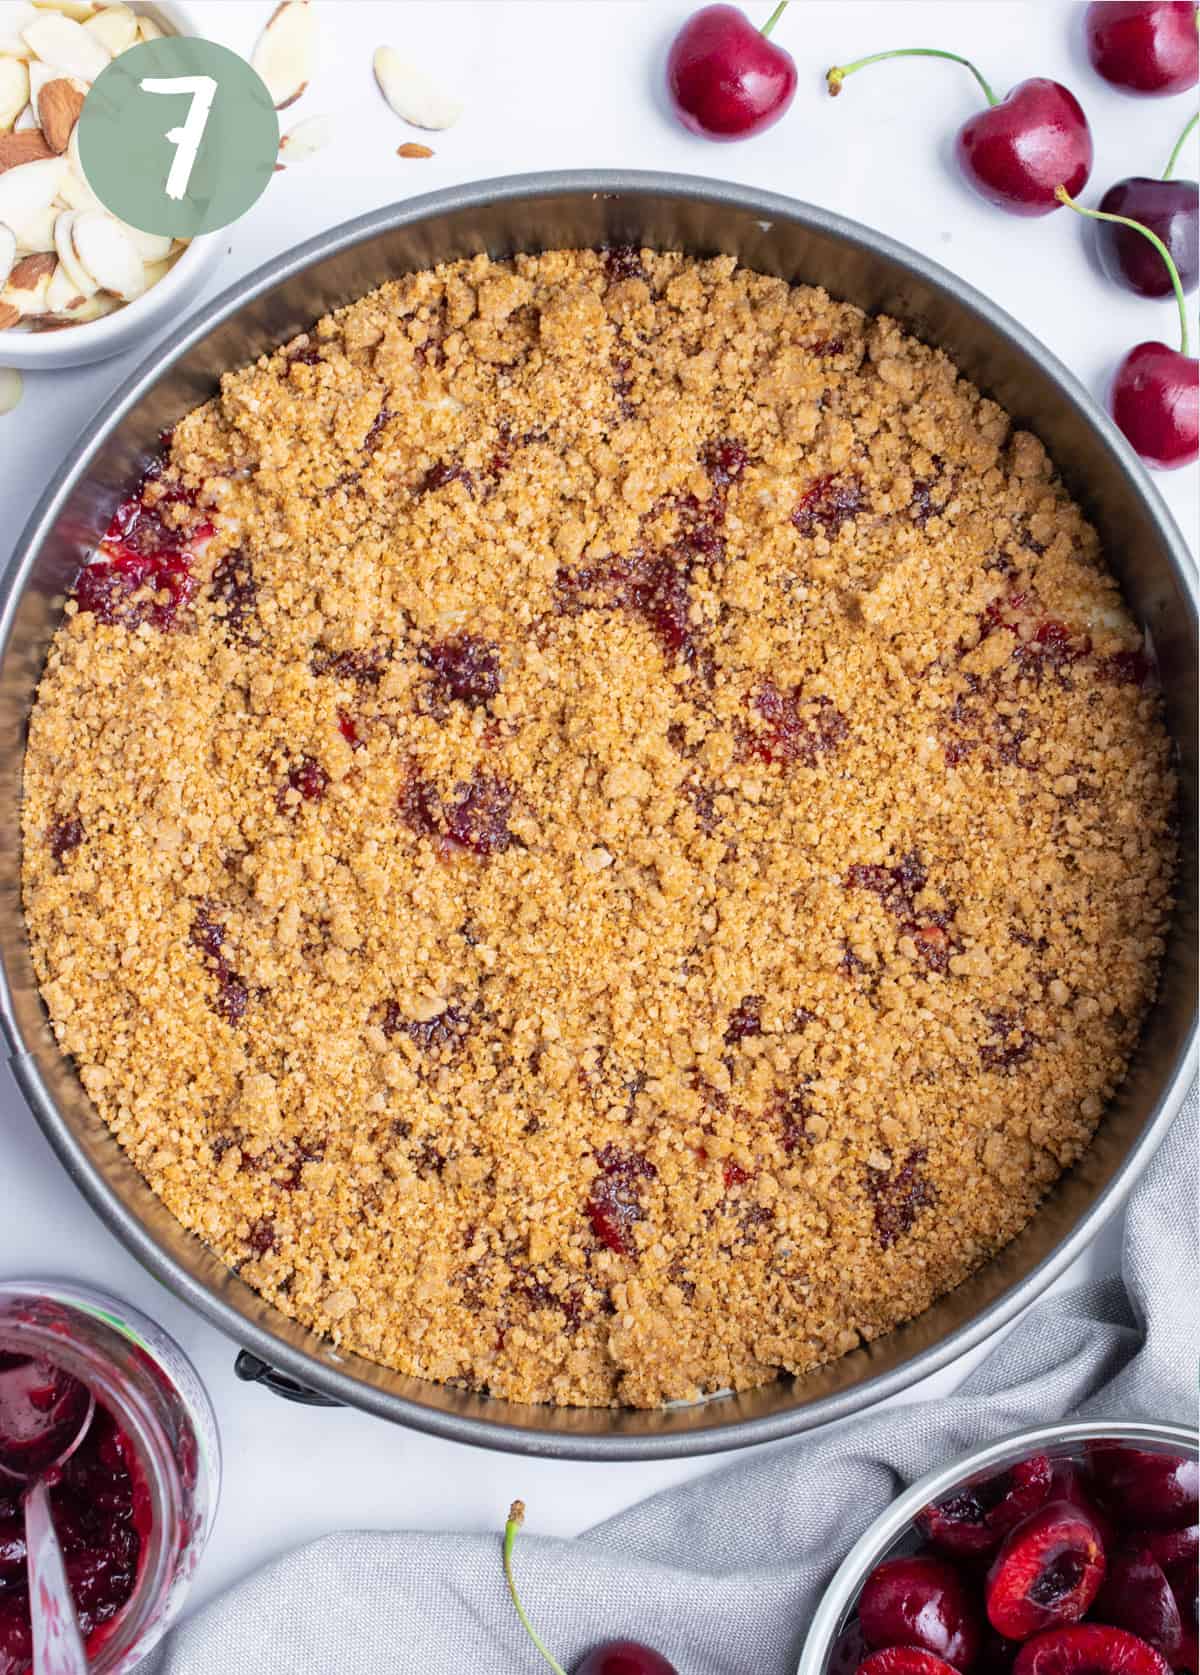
[1, 172, 1195, 1459]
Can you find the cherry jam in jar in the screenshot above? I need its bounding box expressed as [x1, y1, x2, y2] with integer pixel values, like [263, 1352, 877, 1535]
[0, 1283, 219, 1674]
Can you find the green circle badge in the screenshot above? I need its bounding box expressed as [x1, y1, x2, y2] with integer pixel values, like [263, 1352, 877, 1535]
[77, 38, 279, 238]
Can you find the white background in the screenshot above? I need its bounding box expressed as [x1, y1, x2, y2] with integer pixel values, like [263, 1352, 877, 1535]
[0, 0, 1195, 1619]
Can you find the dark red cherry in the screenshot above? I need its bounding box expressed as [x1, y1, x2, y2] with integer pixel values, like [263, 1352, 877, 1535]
[667, 2, 798, 140]
[1093, 1549, 1185, 1661]
[918, 1456, 1054, 1556]
[1111, 341, 1200, 466]
[577, 1643, 678, 1675]
[854, 1650, 964, 1675]
[827, 52, 1092, 216]
[986, 1501, 1107, 1640]
[1012, 1624, 1172, 1675]
[859, 1555, 983, 1668]
[1084, 4, 1199, 96]
[1095, 177, 1199, 296]
[1087, 1446, 1200, 1530]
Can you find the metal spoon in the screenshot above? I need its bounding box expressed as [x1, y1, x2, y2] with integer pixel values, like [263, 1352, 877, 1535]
[0, 1356, 95, 1675]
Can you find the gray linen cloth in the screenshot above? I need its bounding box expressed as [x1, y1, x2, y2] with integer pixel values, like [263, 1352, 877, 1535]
[145, 1097, 1197, 1675]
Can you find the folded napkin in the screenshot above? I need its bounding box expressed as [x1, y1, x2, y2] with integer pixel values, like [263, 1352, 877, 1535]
[145, 1095, 1197, 1675]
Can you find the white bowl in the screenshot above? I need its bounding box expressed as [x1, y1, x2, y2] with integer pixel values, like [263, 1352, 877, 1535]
[1, 0, 222, 370]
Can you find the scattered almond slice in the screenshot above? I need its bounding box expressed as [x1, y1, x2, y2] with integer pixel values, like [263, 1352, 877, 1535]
[9, 249, 55, 289]
[83, 3, 135, 55]
[113, 216, 170, 261]
[0, 57, 30, 131]
[12, 201, 56, 251]
[44, 253, 80, 311]
[21, 12, 111, 81]
[0, 7, 40, 57]
[372, 46, 462, 130]
[252, 0, 316, 111]
[53, 286, 118, 320]
[397, 142, 434, 159]
[57, 158, 99, 209]
[38, 76, 85, 152]
[31, 0, 97, 21]
[278, 111, 333, 162]
[0, 365, 23, 412]
[0, 301, 19, 328]
[52, 205, 94, 293]
[2, 259, 51, 312]
[0, 223, 14, 287]
[135, 15, 162, 42]
[0, 154, 67, 225]
[27, 60, 61, 107]
[71, 208, 143, 298]
[0, 127, 54, 168]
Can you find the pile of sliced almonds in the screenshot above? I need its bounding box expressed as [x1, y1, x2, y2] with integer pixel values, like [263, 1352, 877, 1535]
[0, 0, 188, 334]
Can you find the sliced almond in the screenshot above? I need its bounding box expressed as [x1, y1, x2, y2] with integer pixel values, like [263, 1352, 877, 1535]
[0, 366, 23, 413]
[278, 111, 333, 162]
[0, 57, 31, 132]
[43, 254, 77, 310]
[397, 141, 434, 159]
[37, 75, 83, 151]
[0, 127, 53, 168]
[21, 13, 111, 81]
[0, 223, 14, 287]
[140, 253, 173, 288]
[135, 15, 163, 42]
[2, 261, 50, 311]
[52, 205, 95, 293]
[252, 1, 315, 111]
[13, 102, 38, 131]
[372, 46, 462, 131]
[0, 302, 20, 329]
[83, 3, 135, 55]
[71, 207, 143, 298]
[31, 0, 96, 21]
[0, 8, 41, 57]
[57, 158, 99, 209]
[12, 201, 56, 250]
[8, 249, 55, 288]
[112, 215, 169, 261]
[0, 153, 66, 225]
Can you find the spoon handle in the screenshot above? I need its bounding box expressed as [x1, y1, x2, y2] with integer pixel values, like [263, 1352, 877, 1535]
[24, 1478, 89, 1675]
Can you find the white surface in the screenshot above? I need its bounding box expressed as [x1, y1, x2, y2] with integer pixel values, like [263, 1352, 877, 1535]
[0, 0, 1194, 1621]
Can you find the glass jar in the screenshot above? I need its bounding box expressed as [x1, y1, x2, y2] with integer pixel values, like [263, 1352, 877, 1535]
[0, 1279, 220, 1673]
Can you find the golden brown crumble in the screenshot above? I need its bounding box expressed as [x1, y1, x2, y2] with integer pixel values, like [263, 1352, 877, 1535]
[21, 248, 1176, 1408]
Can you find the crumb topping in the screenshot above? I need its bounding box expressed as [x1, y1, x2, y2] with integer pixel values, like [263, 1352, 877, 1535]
[21, 249, 1176, 1407]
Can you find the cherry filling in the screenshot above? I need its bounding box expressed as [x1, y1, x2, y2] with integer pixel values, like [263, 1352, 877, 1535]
[586, 1144, 657, 1255]
[400, 771, 515, 856]
[46, 815, 84, 865]
[0, 1364, 144, 1675]
[866, 1147, 936, 1248]
[742, 681, 850, 767]
[792, 472, 867, 538]
[416, 460, 476, 498]
[73, 476, 210, 634]
[420, 635, 501, 708]
[277, 757, 328, 811]
[190, 904, 249, 1026]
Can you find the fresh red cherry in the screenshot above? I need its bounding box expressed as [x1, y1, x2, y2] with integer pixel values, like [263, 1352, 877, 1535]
[1058, 186, 1200, 468]
[826, 51, 1092, 216]
[503, 1503, 677, 1675]
[985, 1500, 1108, 1640]
[1084, 3, 1199, 96]
[1094, 113, 1199, 297]
[576, 1644, 678, 1675]
[1012, 1624, 1172, 1675]
[1093, 1548, 1185, 1661]
[859, 1555, 983, 1668]
[667, 2, 797, 140]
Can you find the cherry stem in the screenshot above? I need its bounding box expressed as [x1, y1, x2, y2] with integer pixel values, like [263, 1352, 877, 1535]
[760, 0, 789, 39]
[1056, 186, 1190, 359]
[826, 48, 998, 106]
[1163, 111, 1198, 181]
[503, 1502, 568, 1675]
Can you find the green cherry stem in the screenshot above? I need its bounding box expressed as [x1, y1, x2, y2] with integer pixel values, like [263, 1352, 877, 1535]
[503, 1502, 569, 1675]
[1056, 186, 1191, 358]
[1162, 111, 1198, 181]
[826, 47, 998, 105]
[761, 0, 789, 39]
